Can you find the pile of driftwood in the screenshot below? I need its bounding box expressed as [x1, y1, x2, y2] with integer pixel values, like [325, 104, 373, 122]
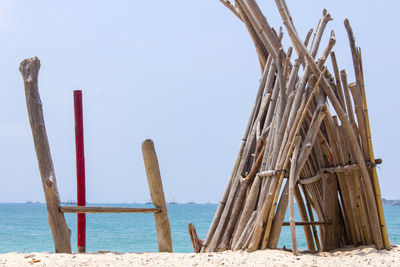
[188, 0, 391, 254]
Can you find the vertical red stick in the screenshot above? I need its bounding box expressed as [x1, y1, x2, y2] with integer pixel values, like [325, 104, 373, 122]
[74, 90, 86, 253]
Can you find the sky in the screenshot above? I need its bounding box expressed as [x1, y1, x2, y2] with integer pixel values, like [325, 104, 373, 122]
[0, 0, 399, 203]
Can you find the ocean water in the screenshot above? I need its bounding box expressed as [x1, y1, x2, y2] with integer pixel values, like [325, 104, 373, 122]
[0, 203, 398, 253]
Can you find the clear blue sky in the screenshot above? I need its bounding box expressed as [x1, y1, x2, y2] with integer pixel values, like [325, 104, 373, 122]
[0, 1, 399, 203]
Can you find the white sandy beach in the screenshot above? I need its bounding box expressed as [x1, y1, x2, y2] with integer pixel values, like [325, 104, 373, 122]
[0, 245, 398, 267]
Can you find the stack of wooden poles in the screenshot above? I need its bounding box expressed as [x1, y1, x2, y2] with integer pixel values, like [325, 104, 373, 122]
[189, 0, 391, 255]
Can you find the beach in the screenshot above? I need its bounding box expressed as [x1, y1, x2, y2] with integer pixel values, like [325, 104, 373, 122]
[1, 245, 399, 266]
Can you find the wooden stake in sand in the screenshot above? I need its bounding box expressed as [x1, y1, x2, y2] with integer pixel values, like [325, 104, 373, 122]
[142, 139, 173, 253]
[19, 57, 72, 253]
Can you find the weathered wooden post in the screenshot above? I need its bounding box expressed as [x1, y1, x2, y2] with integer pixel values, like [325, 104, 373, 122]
[142, 139, 173, 252]
[322, 173, 341, 251]
[19, 57, 72, 253]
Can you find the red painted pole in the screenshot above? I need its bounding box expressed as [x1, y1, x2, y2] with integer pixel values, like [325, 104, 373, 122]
[74, 90, 86, 253]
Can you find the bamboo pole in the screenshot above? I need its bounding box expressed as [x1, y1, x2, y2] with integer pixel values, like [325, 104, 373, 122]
[294, 184, 316, 250]
[231, 130, 274, 248]
[289, 137, 301, 255]
[339, 126, 371, 244]
[249, 67, 327, 252]
[267, 181, 289, 248]
[19, 57, 72, 253]
[349, 83, 370, 158]
[218, 0, 243, 21]
[219, 141, 267, 250]
[237, 0, 278, 61]
[201, 63, 270, 252]
[235, 0, 268, 70]
[233, 211, 257, 251]
[356, 48, 391, 249]
[275, 0, 383, 248]
[330, 52, 346, 110]
[300, 184, 321, 250]
[142, 139, 173, 252]
[206, 61, 275, 252]
[245, 0, 282, 58]
[328, 120, 357, 245]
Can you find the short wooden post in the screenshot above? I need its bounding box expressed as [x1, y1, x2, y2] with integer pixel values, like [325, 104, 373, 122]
[142, 139, 173, 252]
[19, 57, 72, 253]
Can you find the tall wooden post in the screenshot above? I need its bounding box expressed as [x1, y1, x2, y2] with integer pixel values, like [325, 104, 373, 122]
[142, 139, 173, 252]
[19, 57, 72, 253]
[74, 90, 86, 253]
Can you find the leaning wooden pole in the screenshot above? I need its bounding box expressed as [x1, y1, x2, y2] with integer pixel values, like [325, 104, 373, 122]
[344, 20, 391, 249]
[19, 57, 72, 253]
[142, 139, 173, 252]
[289, 136, 301, 255]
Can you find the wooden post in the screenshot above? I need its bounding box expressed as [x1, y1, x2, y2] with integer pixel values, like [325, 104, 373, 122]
[322, 173, 342, 251]
[19, 57, 72, 253]
[142, 139, 173, 252]
[289, 136, 301, 255]
[73, 90, 86, 253]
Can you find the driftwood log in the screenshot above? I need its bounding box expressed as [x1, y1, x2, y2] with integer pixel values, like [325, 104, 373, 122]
[20, 57, 72, 253]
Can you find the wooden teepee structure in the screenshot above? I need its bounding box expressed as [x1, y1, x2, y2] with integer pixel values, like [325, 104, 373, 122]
[188, 0, 391, 254]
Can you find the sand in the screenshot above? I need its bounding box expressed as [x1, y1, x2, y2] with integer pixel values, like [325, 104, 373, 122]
[0, 245, 399, 266]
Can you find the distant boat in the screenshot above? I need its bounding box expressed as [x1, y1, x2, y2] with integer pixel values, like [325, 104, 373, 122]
[26, 201, 33, 204]
[168, 199, 178, 204]
[145, 201, 152, 205]
[187, 201, 196, 204]
[61, 200, 77, 205]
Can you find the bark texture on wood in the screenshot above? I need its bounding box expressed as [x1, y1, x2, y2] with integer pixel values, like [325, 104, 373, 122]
[322, 173, 342, 251]
[142, 139, 173, 252]
[19, 57, 72, 253]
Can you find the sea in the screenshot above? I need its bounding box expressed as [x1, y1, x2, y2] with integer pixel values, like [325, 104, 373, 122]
[0, 203, 398, 253]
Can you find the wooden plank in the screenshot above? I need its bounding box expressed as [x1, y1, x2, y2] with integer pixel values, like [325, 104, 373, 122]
[20, 57, 71, 253]
[60, 206, 160, 213]
[142, 139, 173, 253]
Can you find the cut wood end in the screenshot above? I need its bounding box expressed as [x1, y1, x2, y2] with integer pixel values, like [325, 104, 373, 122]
[322, 9, 333, 21]
[19, 57, 41, 78]
[320, 104, 328, 114]
[330, 31, 336, 43]
[142, 139, 154, 149]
